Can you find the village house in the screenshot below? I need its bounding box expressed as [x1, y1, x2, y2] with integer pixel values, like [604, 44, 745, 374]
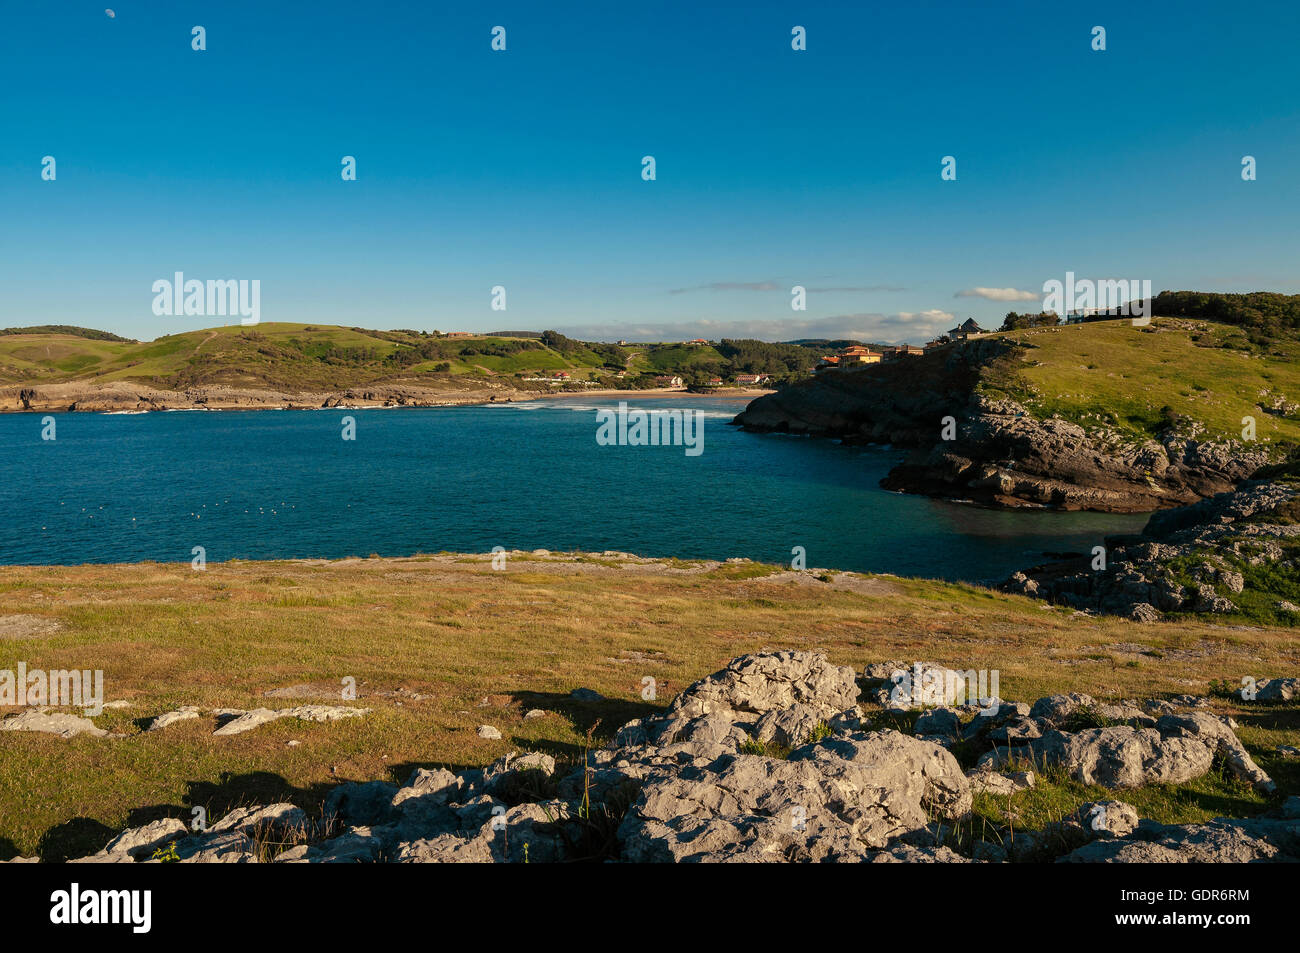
[946, 318, 988, 340]
[923, 338, 949, 353]
[813, 355, 840, 373]
[882, 345, 924, 360]
[733, 374, 770, 385]
[651, 375, 684, 388]
[444, 331, 474, 338]
[838, 345, 882, 368]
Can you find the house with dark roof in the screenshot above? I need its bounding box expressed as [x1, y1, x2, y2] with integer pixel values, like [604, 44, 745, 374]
[946, 318, 988, 340]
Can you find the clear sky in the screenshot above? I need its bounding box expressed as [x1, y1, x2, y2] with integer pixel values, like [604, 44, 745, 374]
[2, 0, 1298, 344]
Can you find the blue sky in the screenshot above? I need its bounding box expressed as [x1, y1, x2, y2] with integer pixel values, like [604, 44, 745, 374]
[2, 0, 1298, 344]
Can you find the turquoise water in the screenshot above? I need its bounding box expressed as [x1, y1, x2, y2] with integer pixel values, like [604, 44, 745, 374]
[0, 396, 1146, 581]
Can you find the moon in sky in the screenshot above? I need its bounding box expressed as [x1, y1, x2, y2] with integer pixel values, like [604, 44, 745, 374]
[106, 9, 115, 17]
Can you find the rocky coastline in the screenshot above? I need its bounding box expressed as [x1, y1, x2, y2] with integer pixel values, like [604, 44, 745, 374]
[0, 380, 535, 413]
[0, 381, 773, 414]
[733, 340, 1276, 514]
[1005, 468, 1300, 622]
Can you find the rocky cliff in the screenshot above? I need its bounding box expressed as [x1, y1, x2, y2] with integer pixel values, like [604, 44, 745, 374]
[734, 339, 1276, 513]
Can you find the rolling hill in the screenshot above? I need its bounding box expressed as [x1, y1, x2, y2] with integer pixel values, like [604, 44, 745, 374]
[736, 316, 1300, 512]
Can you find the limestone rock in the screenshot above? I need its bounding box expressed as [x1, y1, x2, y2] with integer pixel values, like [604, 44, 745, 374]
[213, 705, 368, 736]
[1253, 677, 1299, 703]
[103, 818, 188, 858]
[1076, 800, 1140, 838]
[0, 710, 106, 738]
[967, 769, 1034, 797]
[618, 731, 970, 863]
[146, 706, 202, 731]
[668, 650, 859, 719]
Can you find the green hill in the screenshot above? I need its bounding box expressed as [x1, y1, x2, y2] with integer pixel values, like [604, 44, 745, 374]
[0, 324, 626, 392]
[737, 316, 1300, 513]
[983, 317, 1300, 446]
[0, 324, 818, 393]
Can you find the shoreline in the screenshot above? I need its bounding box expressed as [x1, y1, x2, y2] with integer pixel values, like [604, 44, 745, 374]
[0, 381, 775, 414]
[537, 387, 774, 401]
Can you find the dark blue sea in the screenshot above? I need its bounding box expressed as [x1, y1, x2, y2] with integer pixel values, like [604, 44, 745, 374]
[0, 396, 1146, 581]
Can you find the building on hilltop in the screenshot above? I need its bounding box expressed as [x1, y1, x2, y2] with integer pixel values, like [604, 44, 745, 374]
[838, 345, 882, 368]
[946, 319, 988, 340]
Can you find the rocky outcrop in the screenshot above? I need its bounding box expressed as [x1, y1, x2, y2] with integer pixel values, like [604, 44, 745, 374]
[665, 650, 859, 719]
[877, 396, 1270, 512]
[211, 705, 369, 736]
[1253, 678, 1300, 702]
[52, 650, 1290, 864]
[1060, 799, 1300, 863]
[0, 709, 107, 738]
[733, 339, 1275, 512]
[1005, 475, 1300, 620]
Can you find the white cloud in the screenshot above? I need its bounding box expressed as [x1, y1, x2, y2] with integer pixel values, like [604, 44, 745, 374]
[954, 287, 1039, 302]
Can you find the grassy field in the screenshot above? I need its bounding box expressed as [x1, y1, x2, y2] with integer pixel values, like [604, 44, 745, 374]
[984, 317, 1300, 445]
[1, 553, 1296, 860]
[0, 325, 616, 392]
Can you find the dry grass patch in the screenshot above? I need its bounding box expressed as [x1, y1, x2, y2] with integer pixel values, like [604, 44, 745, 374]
[0, 553, 1296, 859]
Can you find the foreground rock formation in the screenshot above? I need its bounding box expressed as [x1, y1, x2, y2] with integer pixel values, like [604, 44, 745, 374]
[38, 651, 1296, 864]
[1006, 472, 1300, 620]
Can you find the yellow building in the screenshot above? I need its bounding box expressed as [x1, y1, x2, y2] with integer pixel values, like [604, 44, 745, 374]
[838, 345, 882, 367]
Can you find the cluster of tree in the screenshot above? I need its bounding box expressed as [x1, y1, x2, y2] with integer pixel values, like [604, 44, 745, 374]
[459, 338, 542, 357]
[790, 338, 882, 351]
[539, 329, 580, 353]
[1152, 291, 1300, 341]
[316, 345, 384, 364]
[536, 330, 626, 369]
[713, 339, 823, 376]
[629, 339, 822, 386]
[282, 337, 384, 365]
[1, 325, 134, 342]
[382, 335, 543, 367]
[383, 338, 452, 366]
[998, 311, 1061, 331]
